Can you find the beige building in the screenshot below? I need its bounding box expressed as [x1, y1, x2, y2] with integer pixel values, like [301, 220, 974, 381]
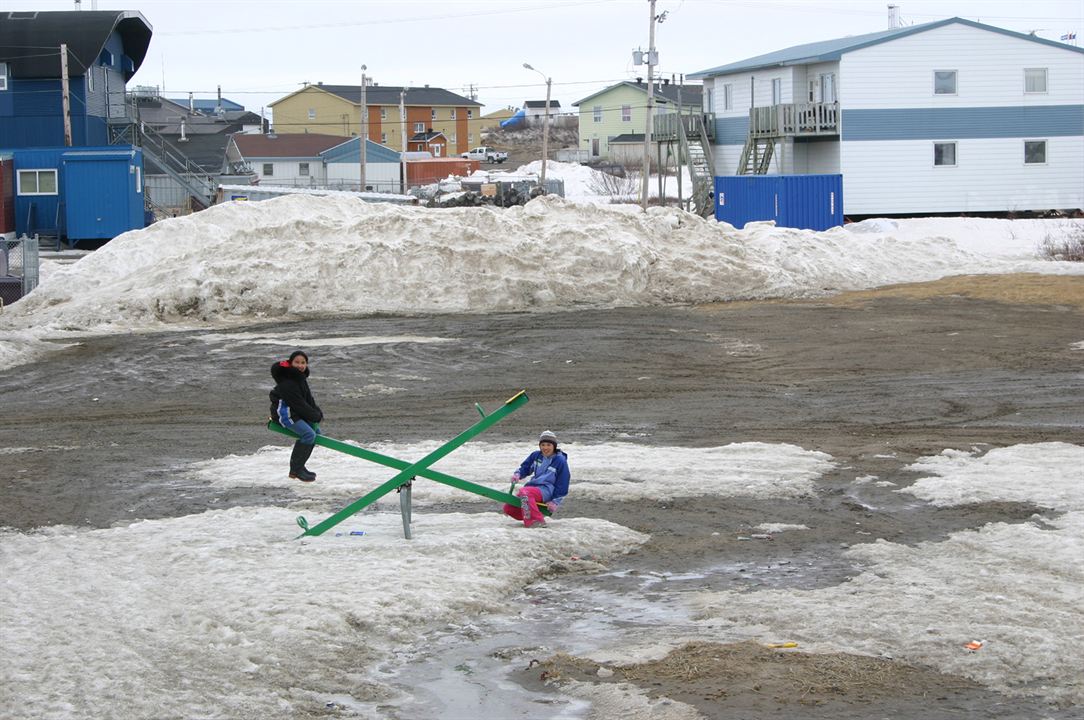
[270, 83, 483, 156]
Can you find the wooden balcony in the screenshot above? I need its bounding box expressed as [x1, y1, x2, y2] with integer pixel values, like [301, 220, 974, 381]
[653, 112, 716, 142]
[748, 102, 839, 139]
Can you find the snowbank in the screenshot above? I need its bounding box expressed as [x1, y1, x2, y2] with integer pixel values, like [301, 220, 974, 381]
[2, 194, 1080, 365]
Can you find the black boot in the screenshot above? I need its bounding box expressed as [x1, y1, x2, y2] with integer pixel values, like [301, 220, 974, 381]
[289, 443, 316, 482]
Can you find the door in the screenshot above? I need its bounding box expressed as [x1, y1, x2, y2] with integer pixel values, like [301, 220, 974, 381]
[591, 138, 600, 157]
[63, 158, 130, 240]
[820, 73, 836, 103]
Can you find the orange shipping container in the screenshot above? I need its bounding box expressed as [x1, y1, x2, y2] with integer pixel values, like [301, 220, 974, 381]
[405, 158, 479, 188]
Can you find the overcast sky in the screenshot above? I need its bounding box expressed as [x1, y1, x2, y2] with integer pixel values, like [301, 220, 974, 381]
[18, 0, 1084, 121]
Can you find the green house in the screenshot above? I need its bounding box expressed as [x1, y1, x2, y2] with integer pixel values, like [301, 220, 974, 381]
[572, 81, 702, 161]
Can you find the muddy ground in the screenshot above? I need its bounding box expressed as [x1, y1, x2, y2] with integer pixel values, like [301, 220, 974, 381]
[1, 273, 1082, 718]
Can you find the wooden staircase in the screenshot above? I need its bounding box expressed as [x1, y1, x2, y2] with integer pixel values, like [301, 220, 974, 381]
[737, 137, 775, 175]
[674, 114, 716, 217]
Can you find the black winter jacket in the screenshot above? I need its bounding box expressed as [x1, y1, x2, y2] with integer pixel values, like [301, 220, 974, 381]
[269, 361, 324, 424]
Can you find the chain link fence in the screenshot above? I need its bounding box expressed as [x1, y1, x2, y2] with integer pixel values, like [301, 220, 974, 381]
[0, 237, 40, 307]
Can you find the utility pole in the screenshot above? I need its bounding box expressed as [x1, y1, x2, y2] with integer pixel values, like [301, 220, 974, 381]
[399, 87, 408, 193]
[359, 65, 368, 192]
[59, 44, 72, 146]
[640, 0, 658, 209]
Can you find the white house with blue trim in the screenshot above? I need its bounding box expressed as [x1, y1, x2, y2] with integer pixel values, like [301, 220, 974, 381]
[321, 137, 401, 193]
[689, 18, 1084, 215]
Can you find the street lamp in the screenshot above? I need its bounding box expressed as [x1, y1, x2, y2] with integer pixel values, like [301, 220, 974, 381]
[523, 63, 551, 190]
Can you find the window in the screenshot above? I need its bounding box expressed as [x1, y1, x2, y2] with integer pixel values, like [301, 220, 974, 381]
[468, 133, 474, 143]
[134, 165, 142, 193]
[451, 133, 457, 143]
[723, 83, 733, 110]
[1024, 68, 1048, 94]
[934, 70, 957, 95]
[592, 105, 602, 122]
[381, 132, 387, 143]
[934, 142, 957, 166]
[308, 108, 316, 120]
[87, 67, 94, 93]
[380, 107, 387, 119]
[771, 78, 782, 105]
[0, 62, 8, 91]
[1024, 140, 1047, 164]
[413, 122, 424, 133]
[451, 109, 457, 120]
[17, 169, 58, 195]
[467, 109, 474, 119]
[430, 109, 436, 120]
[621, 105, 631, 122]
[299, 162, 310, 176]
[262, 163, 274, 176]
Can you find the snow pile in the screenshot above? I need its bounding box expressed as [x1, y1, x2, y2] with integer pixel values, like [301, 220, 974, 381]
[2, 195, 1080, 356]
[189, 440, 836, 504]
[0, 508, 646, 719]
[690, 442, 1084, 704]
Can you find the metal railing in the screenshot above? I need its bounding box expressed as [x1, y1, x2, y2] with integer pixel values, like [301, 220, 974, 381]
[749, 102, 839, 138]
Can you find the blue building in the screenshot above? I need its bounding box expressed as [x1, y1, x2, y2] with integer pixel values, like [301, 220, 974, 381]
[1, 10, 152, 146]
[1, 10, 154, 244]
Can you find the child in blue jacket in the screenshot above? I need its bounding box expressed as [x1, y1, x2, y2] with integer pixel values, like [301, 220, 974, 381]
[504, 430, 570, 528]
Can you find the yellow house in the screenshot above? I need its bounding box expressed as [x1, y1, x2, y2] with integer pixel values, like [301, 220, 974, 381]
[270, 83, 483, 156]
[572, 81, 702, 160]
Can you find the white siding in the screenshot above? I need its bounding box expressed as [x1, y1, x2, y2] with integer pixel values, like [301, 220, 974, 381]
[325, 162, 400, 193]
[839, 24, 1084, 213]
[842, 136, 1084, 214]
[255, 159, 327, 186]
[840, 24, 1084, 108]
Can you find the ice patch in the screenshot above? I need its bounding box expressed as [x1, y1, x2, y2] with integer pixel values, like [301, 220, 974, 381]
[754, 523, 809, 533]
[200, 332, 454, 347]
[189, 440, 836, 504]
[689, 442, 1084, 704]
[899, 442, 1084, 510]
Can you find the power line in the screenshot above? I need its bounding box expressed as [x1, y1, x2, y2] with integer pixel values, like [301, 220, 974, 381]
[158, 0, 611, 36]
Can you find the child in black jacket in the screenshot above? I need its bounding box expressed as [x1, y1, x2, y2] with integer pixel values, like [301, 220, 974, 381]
[269, 350, 323, 482]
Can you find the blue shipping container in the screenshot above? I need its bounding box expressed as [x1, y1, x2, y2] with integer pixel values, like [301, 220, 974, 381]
[8, 146, 144, 243]
[714, 174, 843, 231]
[62, 149, 144, 241]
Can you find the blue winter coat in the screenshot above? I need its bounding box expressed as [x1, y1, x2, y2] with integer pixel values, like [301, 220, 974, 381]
[516, 450, 570, 505]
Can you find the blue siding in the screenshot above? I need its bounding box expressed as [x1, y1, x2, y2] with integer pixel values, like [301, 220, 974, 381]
[321, 137, 401, 164]
[8, 146, 143, 242]
[842, 105, 1084, 141]
[63, 149, 144, 241]
[715, 116, 750, 145]
[714, 174, 843, 230]
[0, 78, 106, 146]
[10, 147, 65, 237]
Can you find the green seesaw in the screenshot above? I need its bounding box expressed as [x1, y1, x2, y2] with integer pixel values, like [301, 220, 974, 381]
[268, 389, 548, 539]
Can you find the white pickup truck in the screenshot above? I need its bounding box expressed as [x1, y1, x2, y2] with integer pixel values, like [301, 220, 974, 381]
[461, 146, 508, 164]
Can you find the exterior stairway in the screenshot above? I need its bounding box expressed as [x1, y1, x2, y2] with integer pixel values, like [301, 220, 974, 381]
[737, 137, 775, 175]
[676, 113, 716, 217]
[109, 117, 214, 209]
